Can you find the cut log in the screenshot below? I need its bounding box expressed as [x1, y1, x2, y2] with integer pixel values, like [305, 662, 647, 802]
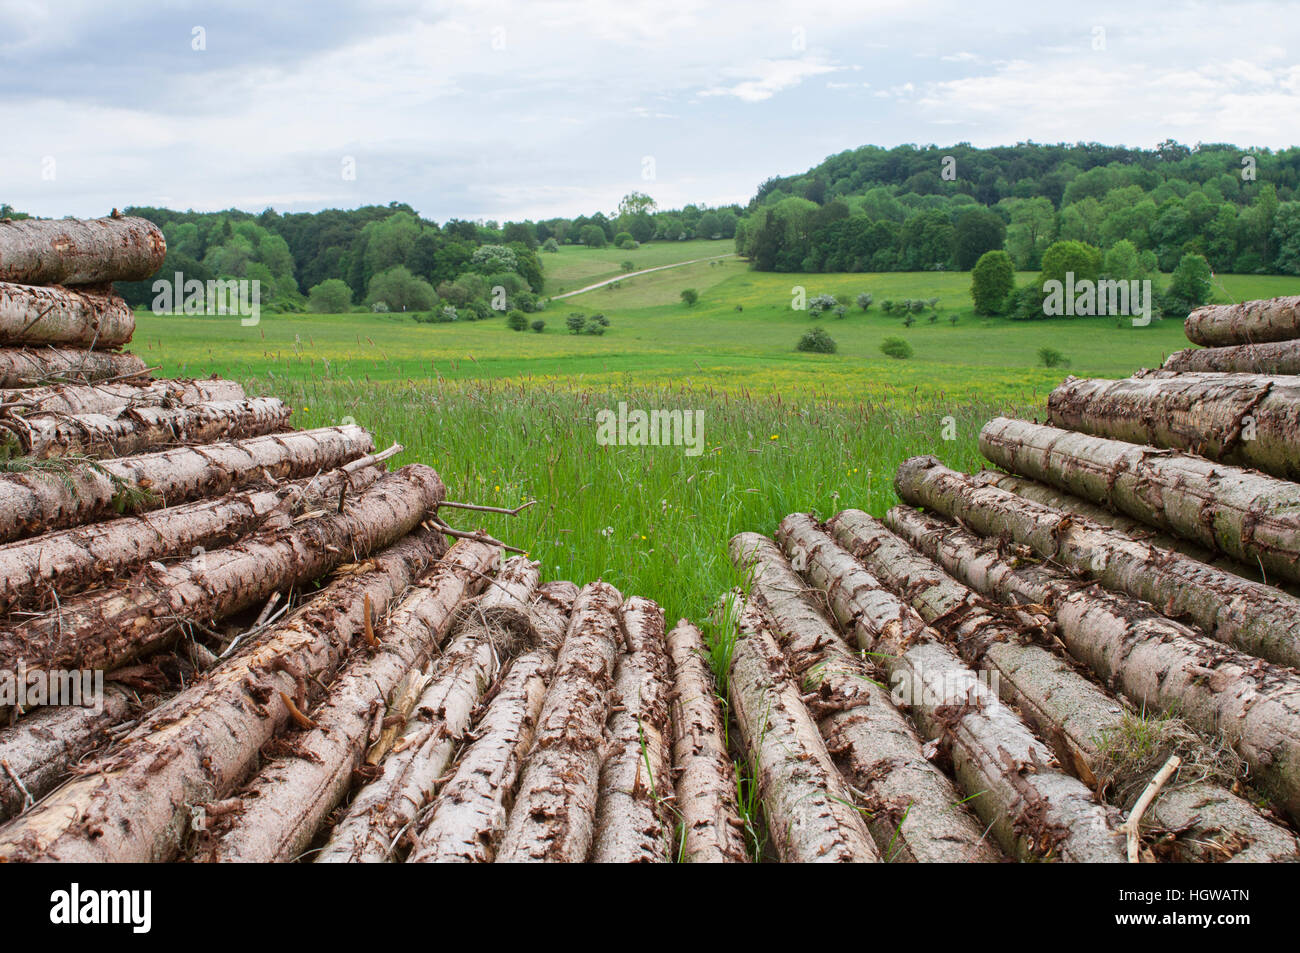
[1185, 296, 1300, 347]
[1164, 338, 1300, 374]
[975, 468, 1297, 592]
[981, 415, 1300, 586]
[0, 347, 147, 388]
[1143, 783, 1298, 862]
[833, 508, 1297, 861]
[1047, 371, 1300, 481]
[590, 597, 674, 863]
[729, 602, 881, 863]
[408, 586, 577, 864]
[823, 511, 1118, 788]
[4, 396, 290, 459]
[0, 377, 244, 417]
[204, 539, 501, 863]
[0, 528, 448, 862]
[0, 684, 136, 821]
[0, 216, 166, 286]
[0, 423, 373, 542]
[885, 504, 1300, 826]
[664, 619, 748, 864]
[895, 455, 1300, 670]
[496, 581, 623, 863]
[0, 464, 445, 677]
[315, 556, 540, 862]
[776, 513, 1126, 862]
[732, 531, 998, 862]
[0, 455, 384, 612]
[0, 282, 134, 349]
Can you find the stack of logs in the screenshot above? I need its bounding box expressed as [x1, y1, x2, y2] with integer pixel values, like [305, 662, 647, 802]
[0, 217, 748, 863]
[727, 294, 1300, 862]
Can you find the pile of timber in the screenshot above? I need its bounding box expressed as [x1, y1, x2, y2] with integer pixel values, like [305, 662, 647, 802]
[0, 218, 748, 863]
[725, 294, 1300, 863]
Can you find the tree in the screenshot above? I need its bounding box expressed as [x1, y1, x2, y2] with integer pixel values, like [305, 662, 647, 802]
[1272, 202, 1300, 275]
[531, 319, 546, 333]
[680, 288, 699, 306]
[579, 225, 607, 248]
[366, 266, 436, 312]
[307, 278, 353, 313]
[856, 292, 873, 311]
[566, 313, 587, 334]
[796, 327, 837, 353]
[506, 310, 528, 331]
[1163, 253, 1213, 316]
[880, 336, 913, 359]
[953, 208, 1007, 270]
[970, 250, 1015, 315]
[470, 244, 519, 275]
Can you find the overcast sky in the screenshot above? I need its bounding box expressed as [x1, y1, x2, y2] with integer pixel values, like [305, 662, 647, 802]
[2, 1, 1297, 222]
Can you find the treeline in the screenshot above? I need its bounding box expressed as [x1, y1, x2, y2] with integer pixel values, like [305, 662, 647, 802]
[736, 141, 1300, 276]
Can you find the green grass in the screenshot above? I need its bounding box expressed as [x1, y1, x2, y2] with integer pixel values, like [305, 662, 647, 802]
[543, 238, 733, 292]
[132, 261, 1300, 633]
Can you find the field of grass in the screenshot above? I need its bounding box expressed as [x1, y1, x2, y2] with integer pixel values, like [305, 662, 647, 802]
[132, 258, 1300, 629]
[543, 238, 733, 293]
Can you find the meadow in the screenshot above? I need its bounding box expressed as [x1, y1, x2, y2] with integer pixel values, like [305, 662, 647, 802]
[134, 248, 1300, 628]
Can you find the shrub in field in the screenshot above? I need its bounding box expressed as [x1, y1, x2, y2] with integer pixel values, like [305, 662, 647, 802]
[856, 292, 873, 311]
[902, 314, 916, 327]
[542, 237, 559, 252]
[808, 293, 839, 317]
[622, 260, 636, 273]
[881, 300, 894, 313]
[307, 278, 353, 314]
[1038, 346, 1069, 368]
[796, 326, 837, 353]
[438, 305, 458, 322]
[585, 319, 606, 335]
[833, 304, 848, 319]
[506, 310, 528, 331]
[681, 288, 699, 306]
[530, 319, 545, 333]
[566, 313, 586, 334]
[971, 250, 1015, 315]
[880, 336, 913, 359]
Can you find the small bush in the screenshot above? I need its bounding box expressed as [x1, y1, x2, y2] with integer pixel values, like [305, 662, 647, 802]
[881, 300, 894, 313]
[1038, 346, 1069, 368]
[566, 313, 586, 334]
[506, 310, 528, 331]
[680, 288, 699, 306]
[530, 319, 545, 333]
[585, 319, 606, 335]
[796, 326, 837, 354]
[856, 292, 873, 311]
[880, 336, 913, 359]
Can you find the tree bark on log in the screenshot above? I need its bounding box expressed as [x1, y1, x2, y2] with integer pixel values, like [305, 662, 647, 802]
[980, 415, 1300, 586]
[733, 531, 999, 862]
[315, 556, 540, 862]
[0, 282, 134, 349]
[0, 216, 166, 286]
[1184, 296, 1300, 347]
[729, 603, 881, 863]
[407, 586, 577, 864]
[496, 581, 623, 863]
[835, 508, 1297, 860]
[1143, 782, 1298, 862]
[1164, 339, 1300, 374]
[590, 597, 675, 863]
[0, 684, 136, 821]
[824, 511, 1120, 788]
[975, 468, 1297, 592]
[664, 619, 748, 864]
[0, 377, 244, 417]
[895, 455, 1300, 670]
[0, 458, 383, 613]
[885, 504, 1300, 827]
[1047, 371, 1300, 481]
[0, 464, 444, 677]
[0, 528, 447, 862]
[0, 424, 373, 542]
[776, 513, 1126, 862]
[0, 347, 147, 388]
[4, 396, 290, 459]
[204, 539, 501, 863]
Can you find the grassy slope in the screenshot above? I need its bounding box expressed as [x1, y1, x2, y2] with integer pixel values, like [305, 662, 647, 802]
[132, 255, 1300, 625]
[543, 238, 732, 293]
